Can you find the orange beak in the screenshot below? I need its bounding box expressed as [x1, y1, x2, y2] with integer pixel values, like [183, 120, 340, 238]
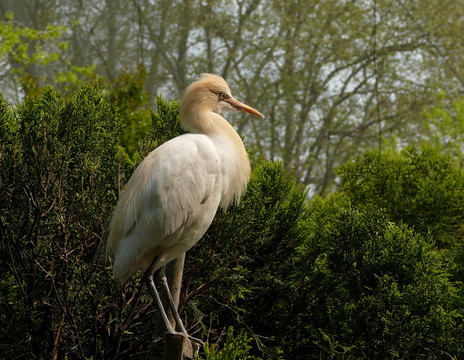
[224, 97, 265, 119]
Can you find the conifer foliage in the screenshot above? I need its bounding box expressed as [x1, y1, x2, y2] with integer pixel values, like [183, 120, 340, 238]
[0, 86, 131, 358]
[1, 85, 464, 359]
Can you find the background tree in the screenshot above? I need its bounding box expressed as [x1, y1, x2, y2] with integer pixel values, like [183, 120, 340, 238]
[2, 0, 464, 193]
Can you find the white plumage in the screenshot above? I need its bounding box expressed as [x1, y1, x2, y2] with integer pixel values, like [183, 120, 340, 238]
[106, 74, 264, 287]
[105, 74, 263, 347]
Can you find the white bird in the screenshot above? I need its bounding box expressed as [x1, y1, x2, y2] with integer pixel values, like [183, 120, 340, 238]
[106, 73, 264, 345]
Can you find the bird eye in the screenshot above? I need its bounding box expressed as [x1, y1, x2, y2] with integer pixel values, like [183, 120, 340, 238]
[218, 92, 227, 102]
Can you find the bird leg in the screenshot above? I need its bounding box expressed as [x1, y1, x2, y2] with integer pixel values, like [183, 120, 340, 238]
[145, 270, 176, 335]
[144, 261, 204, 354]
[158, 266, 205, 348]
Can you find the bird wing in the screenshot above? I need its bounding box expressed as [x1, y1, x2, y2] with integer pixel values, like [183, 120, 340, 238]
[107, 134, 221, 280]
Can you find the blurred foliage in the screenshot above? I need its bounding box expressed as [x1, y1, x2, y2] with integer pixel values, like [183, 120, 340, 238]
[5, 0, 464, 193]
[0, 12, 154, 159]
[0, 11, 65, 69]
[423, 93, 464, 168]
[103, 65, 151, 155]
[1, 83, 464, 360]
[0, 12, 95, 99]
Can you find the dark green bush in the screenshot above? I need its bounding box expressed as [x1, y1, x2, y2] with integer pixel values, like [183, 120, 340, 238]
[1, 84, 464, 359]
[339, 146, 464, 248]
[200, 327, 263, 360]
[338, 146, 464, 301]
[293, 203, 463, 358]
[0, 84, 307, 359]
[0, 86, 141, 359]
[184, 161, 308, 358]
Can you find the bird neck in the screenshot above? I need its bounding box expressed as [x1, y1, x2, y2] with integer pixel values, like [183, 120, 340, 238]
[180, 109, 251, 209]
[180, 109, 242, 146]
[209, 113, 251, 210]
[180, 108, 214, 134]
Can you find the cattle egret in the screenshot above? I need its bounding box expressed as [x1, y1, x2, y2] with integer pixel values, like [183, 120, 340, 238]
[106, 73, 264, 346]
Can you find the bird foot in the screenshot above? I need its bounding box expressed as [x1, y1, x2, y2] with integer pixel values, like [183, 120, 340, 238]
[167, 330, 204, 350]
[168, 331, 205, 347]
[149, 332, 204, 359]
[187, 334, 204, 349]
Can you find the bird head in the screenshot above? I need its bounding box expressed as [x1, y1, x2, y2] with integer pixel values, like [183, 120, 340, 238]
[180, 74, 264, 132]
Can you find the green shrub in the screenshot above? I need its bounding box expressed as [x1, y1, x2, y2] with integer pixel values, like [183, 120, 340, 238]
[0, 85, 138, 359]
[2, 84, 464, 359]
[103, 66, 151, 155]
[339, 146, 464, 248]
[200, 327, 262, 360]
[0, 84, 308, 359]
[184, 161, 308, 358]
[291, 202, 464, 358]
